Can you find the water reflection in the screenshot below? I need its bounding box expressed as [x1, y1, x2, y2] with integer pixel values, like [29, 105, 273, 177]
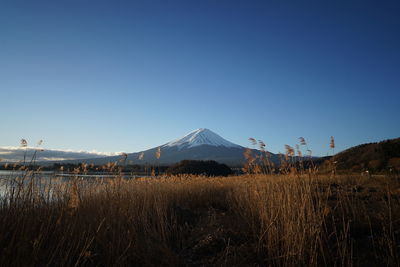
[0, 170, 148, 200]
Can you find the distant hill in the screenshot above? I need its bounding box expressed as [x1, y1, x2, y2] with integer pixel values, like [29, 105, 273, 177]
[328, 138, 400, 172]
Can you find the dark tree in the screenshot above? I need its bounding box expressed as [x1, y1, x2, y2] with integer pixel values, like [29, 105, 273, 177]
[166, 160, 233, 176]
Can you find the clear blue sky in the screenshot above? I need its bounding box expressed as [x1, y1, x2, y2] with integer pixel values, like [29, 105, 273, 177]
[1, 0, 399, 156]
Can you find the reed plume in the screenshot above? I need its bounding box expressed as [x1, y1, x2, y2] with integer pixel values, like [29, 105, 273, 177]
[138, 152, 144, 160]
[248, 137, 257, 146]
[20, 139, 28, 147]
[299, 137, 306, 146]
[155, 147, 161, 159]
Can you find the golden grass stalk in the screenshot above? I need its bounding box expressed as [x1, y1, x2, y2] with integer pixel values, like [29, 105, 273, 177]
[155, 147, 161, 159]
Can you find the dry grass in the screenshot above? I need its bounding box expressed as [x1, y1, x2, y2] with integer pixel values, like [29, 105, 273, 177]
[0, 170, 399, 266]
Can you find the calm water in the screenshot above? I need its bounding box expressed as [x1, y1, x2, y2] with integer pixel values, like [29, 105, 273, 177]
[0, 170, 146, 179]
[0, 170, 149, 200]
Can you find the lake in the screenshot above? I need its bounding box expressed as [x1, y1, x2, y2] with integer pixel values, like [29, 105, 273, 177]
[0, 170, 151, 200]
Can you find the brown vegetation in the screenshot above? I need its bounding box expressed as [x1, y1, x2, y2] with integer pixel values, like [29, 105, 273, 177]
[327, 137, 400, 173]
[0, 169, 399, 266]
[0, 137, 399, 266]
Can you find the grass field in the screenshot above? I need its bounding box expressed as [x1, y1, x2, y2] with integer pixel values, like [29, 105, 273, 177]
[0, 170, 399, 266]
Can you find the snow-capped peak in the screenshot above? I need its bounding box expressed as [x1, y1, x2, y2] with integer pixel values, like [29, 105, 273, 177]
[163, 128, 241, 149]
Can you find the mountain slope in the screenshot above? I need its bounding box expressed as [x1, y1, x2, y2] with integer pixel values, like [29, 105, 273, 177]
[59, 128, 279, 166]
[329, 137, 400, 172]
[164, 128, 241, 149]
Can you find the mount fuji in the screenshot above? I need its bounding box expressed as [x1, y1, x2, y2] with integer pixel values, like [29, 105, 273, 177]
[53, 128, 279, 166]
[163, 128, 241, 149]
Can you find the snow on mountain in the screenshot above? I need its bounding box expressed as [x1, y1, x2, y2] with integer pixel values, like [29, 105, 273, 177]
[20, 128, 254, 166]
[163, 128, 241, 149]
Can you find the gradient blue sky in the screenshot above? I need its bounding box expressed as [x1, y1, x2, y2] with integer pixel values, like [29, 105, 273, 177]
[1, 0, 399, 156]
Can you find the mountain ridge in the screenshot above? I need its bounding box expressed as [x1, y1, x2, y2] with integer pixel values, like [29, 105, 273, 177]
[325, 137, 400, 172]
[34, 128, 277, 166]
[163, 128, 242, 149]
[75, 129, 269, 166]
